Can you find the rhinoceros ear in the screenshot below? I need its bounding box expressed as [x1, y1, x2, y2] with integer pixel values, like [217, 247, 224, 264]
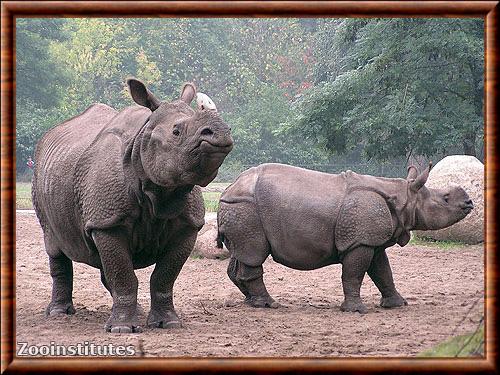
[180, 82, 197, 104]
[410, 162, 432, 192]
[127, 78, 161, 112]
[406, 165, 418, 181]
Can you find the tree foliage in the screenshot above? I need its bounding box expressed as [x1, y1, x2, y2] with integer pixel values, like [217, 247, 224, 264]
[16, 18, 484, 178]
[295, 18, 484, 161]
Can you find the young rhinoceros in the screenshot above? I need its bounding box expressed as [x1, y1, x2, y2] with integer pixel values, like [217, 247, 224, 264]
[217, 163, 473, 313]
[33, 79, 233, 332]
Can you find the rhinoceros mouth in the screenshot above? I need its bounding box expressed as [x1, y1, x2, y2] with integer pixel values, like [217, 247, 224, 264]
[461, 205, 473, 215]
[197, 140, 233, 155]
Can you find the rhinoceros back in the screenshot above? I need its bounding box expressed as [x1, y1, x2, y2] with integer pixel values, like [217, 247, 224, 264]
[33, 104, 119, 240]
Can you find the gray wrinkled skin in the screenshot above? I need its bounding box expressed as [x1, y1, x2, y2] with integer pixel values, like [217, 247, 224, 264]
[217, 163, 473, 313]
[33, 79, 233, 333]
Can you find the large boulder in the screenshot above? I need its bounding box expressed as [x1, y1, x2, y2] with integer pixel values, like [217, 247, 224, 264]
[414, 155, 484, 244]
[192, 218, 230, 259]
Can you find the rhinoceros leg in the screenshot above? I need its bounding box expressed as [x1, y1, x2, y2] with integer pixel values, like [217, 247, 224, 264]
[92, 228, 141, 333]
[147, 231, 196, 329]
[231, 261, 279, 308]
[340, 246, 374, 314]
[46, 250, 76, 316]
[100, 270, 111, 295]
[219, 201, 277, 307]
[227, 257, 250, 298]
[367, 249, 407, 308]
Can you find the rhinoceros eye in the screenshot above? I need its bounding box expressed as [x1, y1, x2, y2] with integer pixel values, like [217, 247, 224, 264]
[173, 128, 180, 136]
[443, 194, 449, 203]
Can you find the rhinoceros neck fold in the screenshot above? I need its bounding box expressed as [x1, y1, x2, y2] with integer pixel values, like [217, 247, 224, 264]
[140, 180, 194, 219]
[123, 120, 149, 202]
[412, 203, 431, 231]
[123, 122, 194, 219]
[342, 175, 418, 247]
[394, 183, 419, 246]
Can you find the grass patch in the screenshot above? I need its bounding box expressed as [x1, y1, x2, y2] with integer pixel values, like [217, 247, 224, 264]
[205, 182, 231, 190]
[16, 182, 33, 209]
[409, 236, 467, 250]
[418, 323, 484, 357]
[16, 182, 223, 212]
[202, 191, 221, 213]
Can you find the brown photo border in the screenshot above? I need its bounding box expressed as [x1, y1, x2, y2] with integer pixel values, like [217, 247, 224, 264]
[1, 1, 498, 373]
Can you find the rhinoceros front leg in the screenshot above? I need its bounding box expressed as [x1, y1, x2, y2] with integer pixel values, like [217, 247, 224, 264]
[340, 246, 374, 314]
[147, 231, 196, 329]
[46, 252, 76, 316]
[367, 249, 407, 308]
[100, 269, 111, 295]
[92, 228, 141, 333]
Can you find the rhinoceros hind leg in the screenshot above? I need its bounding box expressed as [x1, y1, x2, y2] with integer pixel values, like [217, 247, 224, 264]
[227, 257, 250, 298]
[232, 262, 280, 309]
[380, 294, 408, 308]
[219, 201, 276, 307]
[246, 295, 280, 309]
[46, 251, 75, 316]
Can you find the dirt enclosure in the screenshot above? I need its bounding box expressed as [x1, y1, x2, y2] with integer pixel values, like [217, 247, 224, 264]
[16, 213, 484, 357]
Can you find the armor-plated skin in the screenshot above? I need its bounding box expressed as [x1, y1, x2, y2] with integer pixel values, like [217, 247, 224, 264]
[217, 163, 473, 313]
[33, 79, 233, 332]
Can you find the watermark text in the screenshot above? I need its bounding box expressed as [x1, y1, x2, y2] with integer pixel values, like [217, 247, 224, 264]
[17, 341, 136, 357]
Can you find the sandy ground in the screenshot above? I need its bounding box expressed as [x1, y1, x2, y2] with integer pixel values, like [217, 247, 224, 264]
[15, 212, 484, 357]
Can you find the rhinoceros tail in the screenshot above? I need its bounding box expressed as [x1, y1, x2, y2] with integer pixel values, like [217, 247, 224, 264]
[216, 231, 224, 248]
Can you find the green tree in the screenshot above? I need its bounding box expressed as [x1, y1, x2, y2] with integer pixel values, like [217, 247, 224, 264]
[224, 83, 326, 168]
[16, 19, 70, 173]
[16, 19, 68, 108]
[50, 19, 138, 115]
[294, 19, 484, 161]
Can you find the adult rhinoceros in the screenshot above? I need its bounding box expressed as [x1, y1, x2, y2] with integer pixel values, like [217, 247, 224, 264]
[33, 79, 233, 332]
[216, 163, 473, 313]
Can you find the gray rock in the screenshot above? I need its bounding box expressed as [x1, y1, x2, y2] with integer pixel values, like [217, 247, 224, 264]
[414, 155, 484, 244]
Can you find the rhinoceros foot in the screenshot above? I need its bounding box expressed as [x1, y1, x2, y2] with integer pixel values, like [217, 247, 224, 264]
[107, 325, 143, 333]
[105, 320, 143, 333]
[46, 302, 76, 316]
[380, 293, 408, 308]
[105, 310, 142, 333]
[147, 309, 182, 329]
[245, 295, 280, 309]
[340, 298, 367, 314]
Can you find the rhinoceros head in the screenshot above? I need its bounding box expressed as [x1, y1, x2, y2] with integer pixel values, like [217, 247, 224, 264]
[127, 79, 233, 187]
[408, 163, 474, 231]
